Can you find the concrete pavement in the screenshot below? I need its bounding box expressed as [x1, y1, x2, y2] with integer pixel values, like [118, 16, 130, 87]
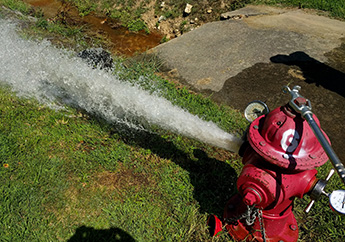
[146, 5, 345, 163]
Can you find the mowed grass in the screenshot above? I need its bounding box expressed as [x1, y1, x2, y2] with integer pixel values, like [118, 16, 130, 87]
[0, 83, 245, 241]
[1, 0, 345, 241]
[0, 64, 344, 241]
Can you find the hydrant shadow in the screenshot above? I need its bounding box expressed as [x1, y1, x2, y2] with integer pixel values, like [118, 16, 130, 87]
[111, 125, 239, 217]
[67, 225, 136, 242]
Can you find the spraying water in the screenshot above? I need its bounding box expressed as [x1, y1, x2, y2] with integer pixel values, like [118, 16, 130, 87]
[0, 19, 243, 153]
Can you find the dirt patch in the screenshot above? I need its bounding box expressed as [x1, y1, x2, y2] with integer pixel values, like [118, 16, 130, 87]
[141, 2, 157, 30]
[151, 0, 236, 39]
[22, 0, 163, 56]
[93, 167, 152, 193]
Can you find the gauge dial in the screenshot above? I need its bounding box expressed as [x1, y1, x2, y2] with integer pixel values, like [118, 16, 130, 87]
[329, 190, 345, 215]
[244, 101, 269, 122]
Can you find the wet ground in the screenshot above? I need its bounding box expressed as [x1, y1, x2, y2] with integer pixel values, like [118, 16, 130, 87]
[150, 5, 345, 165]
[210, 45, 345, 164]
[24, 0, 162, 56]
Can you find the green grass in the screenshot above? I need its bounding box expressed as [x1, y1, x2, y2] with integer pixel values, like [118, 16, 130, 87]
[0, 0, 31, 15]
[0, 54, 344, 241]
[252, 0, 345, 19]
[1, 81, 344, 241]
[69, 0, 97, 17]
[0, 78, 244, 241]
[1, 0, 345, 241]
[0, 33, 246, 240]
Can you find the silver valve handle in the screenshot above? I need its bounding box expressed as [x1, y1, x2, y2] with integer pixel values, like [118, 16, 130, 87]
[305, 169, 335, 213]
[282, 85, 312, 118]
[283, 86, 345, 186]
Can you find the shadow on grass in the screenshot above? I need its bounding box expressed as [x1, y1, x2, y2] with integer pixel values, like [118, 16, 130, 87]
[74, 47, 240, 216]
[110, 124, 239, 217]
[67, 225, 136, 242]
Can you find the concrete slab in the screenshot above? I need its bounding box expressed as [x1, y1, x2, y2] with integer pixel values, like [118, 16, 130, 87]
[148, 5, 345, 92]
[146, 5, 345, 164]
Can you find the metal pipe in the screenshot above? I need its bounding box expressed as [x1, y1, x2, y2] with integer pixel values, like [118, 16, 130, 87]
[283, 85, 345, 186]
[303, 112, 345, 185]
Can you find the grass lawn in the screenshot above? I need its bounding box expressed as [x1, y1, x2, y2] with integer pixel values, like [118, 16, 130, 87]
[1, 0, 345, 241]
[0, 85, 245, 241]
[0, 62, 344, 242]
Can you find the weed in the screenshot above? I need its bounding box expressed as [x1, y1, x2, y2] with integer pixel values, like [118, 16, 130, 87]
[128, 19, 149, 33]
[160, 35, 169, 43]
[252, 0, 345, 19]
[179, 20, 187, 32]
[36, 18, 48, 29]
[0, 0, 30, 14]
[68, 0, 96, 17]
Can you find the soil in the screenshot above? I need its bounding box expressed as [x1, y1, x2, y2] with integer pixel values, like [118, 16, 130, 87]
[23, 0, 163, 56]
[22, 0, 235, 55]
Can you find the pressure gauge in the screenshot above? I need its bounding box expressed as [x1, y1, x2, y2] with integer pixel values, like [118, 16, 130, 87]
[329, 190, 345, 215]
[244, 101, 269, 122]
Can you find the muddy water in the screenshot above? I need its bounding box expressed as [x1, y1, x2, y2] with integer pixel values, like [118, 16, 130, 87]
[24, 0, 162, 56]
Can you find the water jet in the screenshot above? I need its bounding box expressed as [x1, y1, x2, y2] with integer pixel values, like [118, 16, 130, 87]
[0, 19, 243, 153]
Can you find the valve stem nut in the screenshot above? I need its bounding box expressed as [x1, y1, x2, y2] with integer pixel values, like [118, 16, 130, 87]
[243, 188, 262, 206]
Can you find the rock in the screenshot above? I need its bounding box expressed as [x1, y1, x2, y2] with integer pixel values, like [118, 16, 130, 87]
[173, 29, 181, 37]
[207, 9, 212, 14]
[220, 12, 231, 20]
[221, 12, 247, 20]
[160, 1, 165, 8]
[28, 16, 38, 22]
[77, 48, 113, 70]
[184, 3, 193, 15]
[158, 15, 166, 23]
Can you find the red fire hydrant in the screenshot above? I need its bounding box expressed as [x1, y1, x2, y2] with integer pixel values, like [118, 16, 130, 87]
[208, 86, 332, 241]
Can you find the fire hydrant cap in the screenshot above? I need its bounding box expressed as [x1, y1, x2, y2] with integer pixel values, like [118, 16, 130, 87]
[248, 105, 330, 170]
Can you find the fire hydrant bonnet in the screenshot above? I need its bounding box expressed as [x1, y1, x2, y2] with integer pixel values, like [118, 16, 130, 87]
[247, 105, 330, 171]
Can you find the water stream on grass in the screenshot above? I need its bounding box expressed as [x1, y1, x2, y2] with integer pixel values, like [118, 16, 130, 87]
[0, 19, 243, 153]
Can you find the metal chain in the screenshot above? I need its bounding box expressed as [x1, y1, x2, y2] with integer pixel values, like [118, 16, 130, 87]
[246, 205, 258, 226]
[224, 205, 258, 226]
[258, 209, 267, 242]
[224, 205, 267, 242]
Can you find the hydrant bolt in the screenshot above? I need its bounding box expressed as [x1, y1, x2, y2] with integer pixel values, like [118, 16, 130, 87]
[289, 224, 297, 231]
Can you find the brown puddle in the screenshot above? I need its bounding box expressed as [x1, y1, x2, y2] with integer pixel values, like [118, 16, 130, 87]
[24, 0, 162, 56]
